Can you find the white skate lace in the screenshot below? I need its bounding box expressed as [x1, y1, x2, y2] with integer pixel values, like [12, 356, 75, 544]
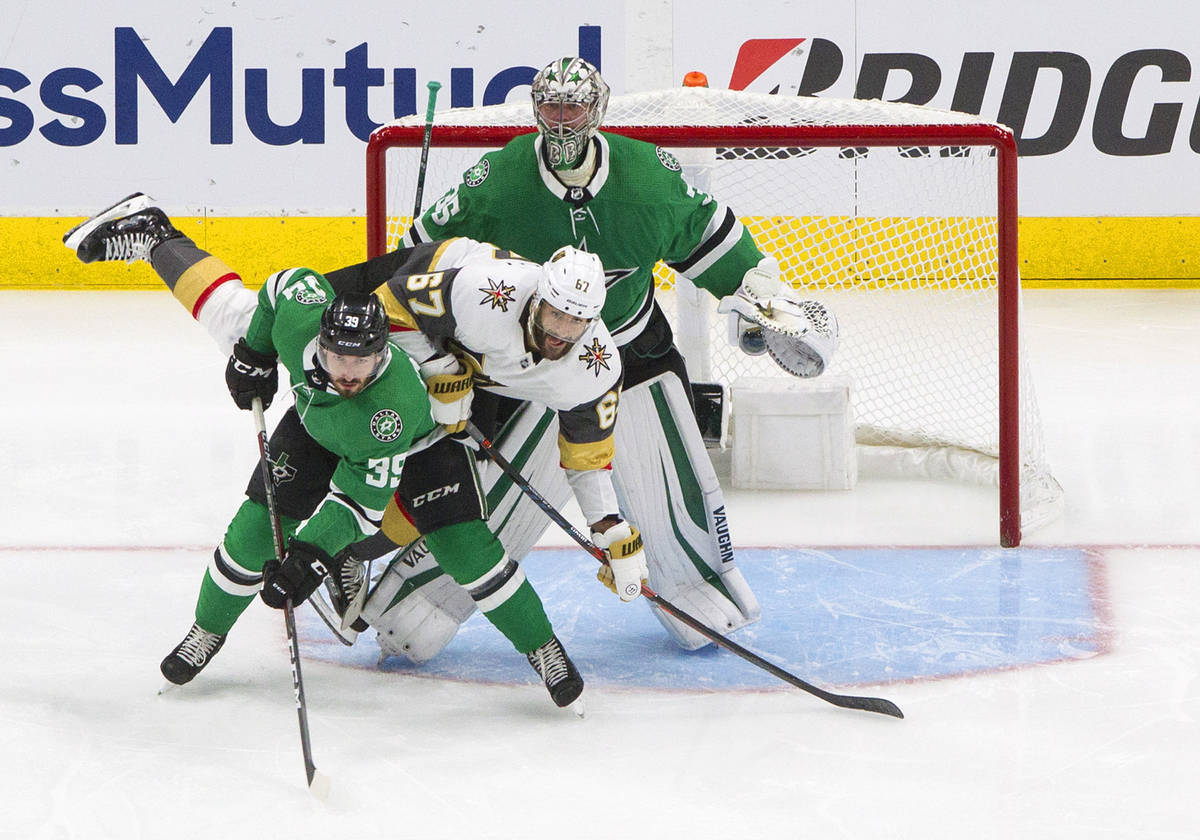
[103, 232, 158, 264]
[176, 626, 222, 667]
[529, 640, 570, 687]
[341, 561, 364, 600]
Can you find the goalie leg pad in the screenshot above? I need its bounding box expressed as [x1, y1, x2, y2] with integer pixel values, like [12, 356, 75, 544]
[363, 538, 478, 663]
[612, 373, 760, 649]
[478, 403, 572, 560]
[362, 404, 568, 663]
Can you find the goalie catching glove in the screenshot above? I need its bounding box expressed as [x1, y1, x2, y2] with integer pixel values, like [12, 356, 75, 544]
[718, 256, 839, 378]
[421, 355, 473, 434]
[592, 519, 648, 602]
[260, 539, 331, 609]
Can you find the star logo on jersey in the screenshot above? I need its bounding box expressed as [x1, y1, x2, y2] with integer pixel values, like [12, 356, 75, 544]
[370, 409, 403, 442]
[578, 337, 612, 375]
[465, 160, 490, 187]
[603, 267, 637, 288]
[269, 452, 297, 485]
[655, 147, 682, 171]
[479, 277, 516, 311]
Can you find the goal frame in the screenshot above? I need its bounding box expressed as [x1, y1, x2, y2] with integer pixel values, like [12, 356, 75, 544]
[365, 121, 1023, 546]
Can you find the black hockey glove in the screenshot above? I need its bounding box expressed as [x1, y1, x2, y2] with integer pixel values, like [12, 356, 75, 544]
[260, 539, 332, 609]
[225, 338, 279, 411]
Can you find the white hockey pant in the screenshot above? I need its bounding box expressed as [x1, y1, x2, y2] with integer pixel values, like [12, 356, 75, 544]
[361, 404, 569, 663]
[613, 372, 760, 649]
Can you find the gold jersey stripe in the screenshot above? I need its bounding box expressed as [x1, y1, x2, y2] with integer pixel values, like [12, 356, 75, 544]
[173, 256, 242, 318]
[375, 283, 421, 330]
[558, 434, 615, 471]
[381, 497, 423, 546]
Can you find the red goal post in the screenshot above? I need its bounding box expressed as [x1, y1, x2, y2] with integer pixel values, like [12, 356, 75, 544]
[365, 89, 1061, 547]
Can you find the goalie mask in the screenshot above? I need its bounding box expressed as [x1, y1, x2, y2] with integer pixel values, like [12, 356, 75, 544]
[527, 246, 606, 360]
[531, 57, 610, 171]
[317, 291, 389, 396]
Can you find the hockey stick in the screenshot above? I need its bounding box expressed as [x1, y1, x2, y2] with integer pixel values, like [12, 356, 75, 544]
[463, 421, 904, 719]
[412, 80, 442, 219]
[252, 399, 333, 797]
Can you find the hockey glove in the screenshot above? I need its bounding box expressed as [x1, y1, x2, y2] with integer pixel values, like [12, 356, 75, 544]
[719, 257, 786, 356]
[422, 357, 474, 434]
[225, 338, 279, 410]
[260, 539, 331, 609]
[592, 520, 648, 602]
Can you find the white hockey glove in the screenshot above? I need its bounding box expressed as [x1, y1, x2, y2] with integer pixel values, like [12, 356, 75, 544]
[719, 256, 786, 356]
[717, 257, 839, 378]
[591, 520, 648, 602]
[421, 355, 473, 434]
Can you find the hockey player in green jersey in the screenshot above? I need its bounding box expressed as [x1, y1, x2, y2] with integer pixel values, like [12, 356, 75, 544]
[63, 194, 588, 710]
[385, 57, 839, 655]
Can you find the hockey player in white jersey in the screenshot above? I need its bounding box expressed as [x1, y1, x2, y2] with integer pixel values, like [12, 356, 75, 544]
[311, 237, 652, 660]
[374, 58, 839, 659]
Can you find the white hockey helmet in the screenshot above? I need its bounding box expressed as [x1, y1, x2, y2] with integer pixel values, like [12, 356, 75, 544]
[527, 246, 606, 357]
[531, 57, 610, 170]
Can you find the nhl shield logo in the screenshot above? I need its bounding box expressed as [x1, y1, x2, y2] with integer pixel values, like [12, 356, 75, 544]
[370, 409, 403, 441]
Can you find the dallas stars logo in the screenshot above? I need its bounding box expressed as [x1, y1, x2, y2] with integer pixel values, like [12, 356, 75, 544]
[269, 452, 297, 485]
[578, 337, 612, 376]
[465, 159, 490, 187]
[370, 409, 403, 442]
[479, 277, 516, 311]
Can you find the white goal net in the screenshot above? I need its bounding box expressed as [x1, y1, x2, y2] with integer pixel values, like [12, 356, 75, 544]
[366, 87, 1063, 546]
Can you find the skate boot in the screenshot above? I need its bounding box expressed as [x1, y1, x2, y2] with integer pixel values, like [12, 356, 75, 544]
[63, 192, 183, 264]
[326, 547, 369, 633]
[526, 634, 584, 709]
[160, 622, 227, 685]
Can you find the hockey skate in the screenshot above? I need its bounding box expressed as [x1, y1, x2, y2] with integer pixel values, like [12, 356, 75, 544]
[160, 622, 227, 686]
[63, 192, 182, 264]
[309, 548, 370, 645]
[526, 634, 584, 712]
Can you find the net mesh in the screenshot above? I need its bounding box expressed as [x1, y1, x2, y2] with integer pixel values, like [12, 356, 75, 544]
[370, 88, 1062, 533]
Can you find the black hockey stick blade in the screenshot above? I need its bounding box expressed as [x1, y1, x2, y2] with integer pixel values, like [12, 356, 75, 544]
[644, 588, 903, 718]
[463, 422, 904, 719]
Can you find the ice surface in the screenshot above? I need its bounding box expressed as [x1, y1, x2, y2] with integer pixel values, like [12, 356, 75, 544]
[1, 289, 1197, 839]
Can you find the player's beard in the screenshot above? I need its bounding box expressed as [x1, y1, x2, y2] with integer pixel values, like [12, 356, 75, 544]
[332, 378, 366, 397]
[538, 334, 571, 361]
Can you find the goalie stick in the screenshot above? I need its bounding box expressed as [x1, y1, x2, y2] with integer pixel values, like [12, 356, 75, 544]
[463, 421, 904, 720]
[412, 80, 442, 219]
[253, 399, 333, 797]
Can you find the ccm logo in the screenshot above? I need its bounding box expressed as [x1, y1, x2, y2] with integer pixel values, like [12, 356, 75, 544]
[409, 483, 460, 507]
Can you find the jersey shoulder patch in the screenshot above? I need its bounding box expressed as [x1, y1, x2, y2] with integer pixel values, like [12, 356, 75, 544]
[576, 335, 615, 377]
[464, 158, 490, 187]
[655, 146, 682, 172]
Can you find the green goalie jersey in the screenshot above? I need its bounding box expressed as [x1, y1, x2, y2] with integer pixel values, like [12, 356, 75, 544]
[241, 267, 437, 554]
[403, 130, 765, 345]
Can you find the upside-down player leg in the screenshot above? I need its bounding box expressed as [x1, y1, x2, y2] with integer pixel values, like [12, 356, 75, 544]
[612, 371, 760, 649]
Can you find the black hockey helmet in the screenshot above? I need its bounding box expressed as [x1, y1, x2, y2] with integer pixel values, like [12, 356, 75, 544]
[318, 292, 389, 356]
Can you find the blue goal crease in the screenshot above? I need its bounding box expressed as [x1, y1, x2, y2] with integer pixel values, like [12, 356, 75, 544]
[299, 546, 1106, 690]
